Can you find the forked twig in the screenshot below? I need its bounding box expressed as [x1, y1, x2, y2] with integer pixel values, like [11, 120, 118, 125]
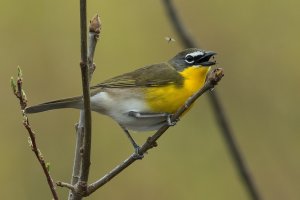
[11, 67, 59, 200]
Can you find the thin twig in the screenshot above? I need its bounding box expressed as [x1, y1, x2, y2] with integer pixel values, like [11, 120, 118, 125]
[88, 14, 101, 79]
[67, 1, 90, 199]
[66, 12, 101, 200]
[57, 181, 76, 192]
[68, 121, 84, 200]
[84, 68, 224, 196]
[162, 0, 261, 199]
[11, 67, 59, 200]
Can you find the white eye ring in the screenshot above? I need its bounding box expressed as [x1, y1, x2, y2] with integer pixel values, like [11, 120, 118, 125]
[185, 54, 194, 64]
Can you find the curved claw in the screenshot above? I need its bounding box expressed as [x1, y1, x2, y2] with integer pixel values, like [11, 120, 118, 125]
[133, 146, 144, 159]
[167, 114, 179, 126]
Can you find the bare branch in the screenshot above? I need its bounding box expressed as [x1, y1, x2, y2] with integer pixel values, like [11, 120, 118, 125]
[78, 0, 92, 186]
[162, 1, 261, 200]
[11, 68, 59, 200]
[68, 123, 84, 200]
[66, 12, 101, 200]
[85, 68, 224, 196]
[88, 14, 101, 78]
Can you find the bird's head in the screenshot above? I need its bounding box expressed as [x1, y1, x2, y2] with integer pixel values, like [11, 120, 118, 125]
[169, 48, 216, 71]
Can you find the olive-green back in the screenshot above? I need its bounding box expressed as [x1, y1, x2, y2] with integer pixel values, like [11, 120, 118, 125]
[90, 63, 184, 89]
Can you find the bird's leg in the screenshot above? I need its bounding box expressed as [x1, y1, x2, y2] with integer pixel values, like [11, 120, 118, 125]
[118, 124, 143, 159]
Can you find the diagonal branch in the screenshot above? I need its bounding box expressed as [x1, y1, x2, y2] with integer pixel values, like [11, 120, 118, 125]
[84, 68, 224, 196]
[11, 67, 59, 200]
[162, 0, 261, 200]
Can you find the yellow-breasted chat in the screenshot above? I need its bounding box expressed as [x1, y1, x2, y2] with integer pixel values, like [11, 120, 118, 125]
[25, 48, 216, 150]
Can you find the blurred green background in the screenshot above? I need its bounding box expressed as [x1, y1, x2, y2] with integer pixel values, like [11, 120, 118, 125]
[1, 0, 299, 199]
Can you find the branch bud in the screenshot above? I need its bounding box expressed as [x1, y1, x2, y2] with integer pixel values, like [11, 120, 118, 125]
[46, 162, 51, 172]
[22, 90, 28, 102]
[17, 66, 23, 79]
[89, 14, 101, 34]
[10, 77, 17, 94]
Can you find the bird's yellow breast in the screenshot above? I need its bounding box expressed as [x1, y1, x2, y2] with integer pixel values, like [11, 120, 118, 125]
[145, 66, 210, 113]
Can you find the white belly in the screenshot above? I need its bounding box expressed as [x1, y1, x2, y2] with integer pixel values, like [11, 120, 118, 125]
[90, 89, 167, 131]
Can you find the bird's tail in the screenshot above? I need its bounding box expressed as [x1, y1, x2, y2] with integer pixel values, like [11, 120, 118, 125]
[25, 96, 82, 114]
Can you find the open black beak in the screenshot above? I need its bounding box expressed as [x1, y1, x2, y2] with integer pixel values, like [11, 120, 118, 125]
[196, 51, 216, 66]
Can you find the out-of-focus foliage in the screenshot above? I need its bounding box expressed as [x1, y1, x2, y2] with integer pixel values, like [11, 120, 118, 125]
[1, 0, 299, 199]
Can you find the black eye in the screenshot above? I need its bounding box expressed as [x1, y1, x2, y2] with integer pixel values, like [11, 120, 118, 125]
[185, 55, 194, 64]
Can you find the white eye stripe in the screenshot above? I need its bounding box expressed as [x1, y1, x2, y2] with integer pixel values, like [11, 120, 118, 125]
[187, 51, 204, 57]
[184, 51, 204, 64]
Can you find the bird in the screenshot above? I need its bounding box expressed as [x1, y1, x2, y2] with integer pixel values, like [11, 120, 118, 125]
[25, 48, 216, 151]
